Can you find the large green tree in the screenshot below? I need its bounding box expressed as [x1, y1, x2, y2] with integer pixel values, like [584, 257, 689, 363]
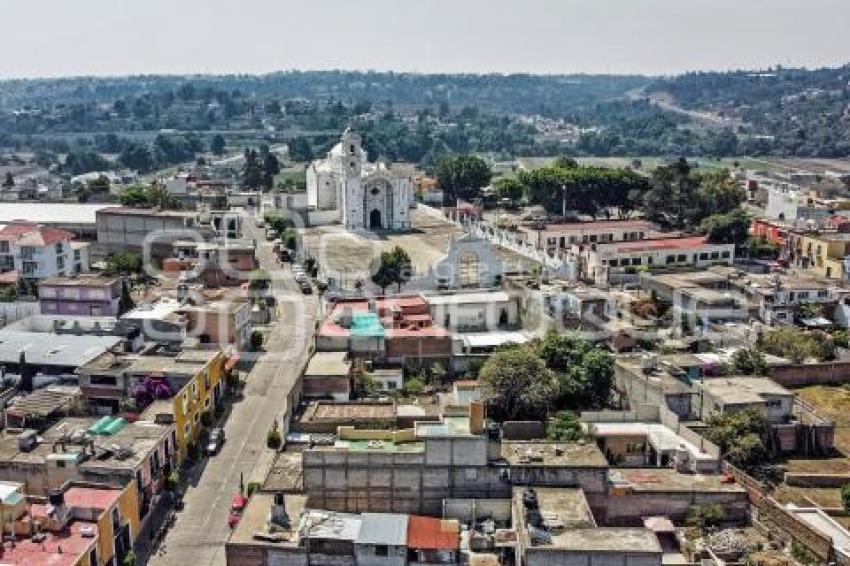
[643, 158, 702, 229]
[700, 209, 751, 245]
[479, 346, 558, 421]
[211, 134, 226, 156]
[371, 246, 412, 294]
[436, 155, 492, 206]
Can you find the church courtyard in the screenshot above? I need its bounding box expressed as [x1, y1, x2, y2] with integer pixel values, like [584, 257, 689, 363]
[300, 207, 539, 291]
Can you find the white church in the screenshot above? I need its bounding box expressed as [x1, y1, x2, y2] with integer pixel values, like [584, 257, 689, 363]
[305, 129, 413, 231]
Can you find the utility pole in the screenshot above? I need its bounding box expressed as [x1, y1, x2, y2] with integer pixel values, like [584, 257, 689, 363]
[561, 184, 566, 218]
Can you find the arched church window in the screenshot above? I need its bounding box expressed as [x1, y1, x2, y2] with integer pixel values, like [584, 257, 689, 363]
[459, 252, 480, 287]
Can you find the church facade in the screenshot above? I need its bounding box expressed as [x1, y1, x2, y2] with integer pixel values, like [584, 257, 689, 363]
[306, 130, 413, 231]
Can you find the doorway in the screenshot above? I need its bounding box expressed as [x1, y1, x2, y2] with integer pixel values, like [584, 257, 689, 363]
[369, 209, 382, 229]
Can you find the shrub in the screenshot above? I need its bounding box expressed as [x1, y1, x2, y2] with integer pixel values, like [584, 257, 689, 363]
[403, 377, 426, 396]
[842, 483, 850, 511]
[246, 481, 261, 497]
[165, 470, 180, 491]
[266, 429, 282, 449]
[250, 331, 264, 351]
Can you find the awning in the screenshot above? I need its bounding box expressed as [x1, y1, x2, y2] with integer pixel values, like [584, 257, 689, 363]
[642, 516, 676, 534]
[224, 355, 240, 371]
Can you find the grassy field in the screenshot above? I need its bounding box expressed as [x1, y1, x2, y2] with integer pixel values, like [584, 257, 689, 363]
[515, 155, 818, 174]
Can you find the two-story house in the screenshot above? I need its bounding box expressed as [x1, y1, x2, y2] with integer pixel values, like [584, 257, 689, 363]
[0, 221, 90, 282]
[38, 275, 123, 317]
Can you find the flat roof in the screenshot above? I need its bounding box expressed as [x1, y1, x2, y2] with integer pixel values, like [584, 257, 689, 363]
[514, 487, 595, 529]
[228, 492, 306, 548]
[39, 275, 119, 287]
[121, 298, 184, 321]
[611, 468, 747, 494]
[542, 528, 662, 553]
[304, 352, 350, 378]
[0, 330, 121, 367]
[425, 291, 512, 306]
[307, 402, 395, 422]
[587, 422, 716, 462]
[462, 331, 533, 348]
[501, 441, 608, 468]
[357, 513, 409, 546]
[700, 377, 792, 403]
[0, 203, 111, 225]
[301, 510, 362, 541]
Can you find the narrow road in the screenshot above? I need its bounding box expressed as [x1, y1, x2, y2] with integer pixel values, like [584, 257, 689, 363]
[148, 211, 318, 566]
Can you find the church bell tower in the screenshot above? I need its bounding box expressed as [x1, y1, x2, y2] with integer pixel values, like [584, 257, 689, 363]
[341, 129, 363, 229]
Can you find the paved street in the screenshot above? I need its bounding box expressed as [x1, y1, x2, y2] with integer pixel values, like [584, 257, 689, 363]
[148, 211, 319, 565]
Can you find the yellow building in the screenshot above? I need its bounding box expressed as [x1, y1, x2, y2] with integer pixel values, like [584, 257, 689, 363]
[137, 349, 227, 461]
[3, 480, 141, 566]
[792, 232, 850, 279]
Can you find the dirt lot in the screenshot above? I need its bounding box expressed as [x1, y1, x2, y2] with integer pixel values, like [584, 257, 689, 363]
[301, 207, 539, 291]
[772, 384, 850, 508]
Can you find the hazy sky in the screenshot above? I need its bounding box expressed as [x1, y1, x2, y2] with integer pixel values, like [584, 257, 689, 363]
[3, 0, 849, 78]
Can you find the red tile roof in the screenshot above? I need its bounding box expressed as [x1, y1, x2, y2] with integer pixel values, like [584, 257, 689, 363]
[611, 236, 714, 253]
[407, 516, 460, 550]
[0, 221, 74, 247]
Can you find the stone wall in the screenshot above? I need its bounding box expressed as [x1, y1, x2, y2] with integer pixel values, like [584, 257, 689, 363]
[769, 360, 850, 387]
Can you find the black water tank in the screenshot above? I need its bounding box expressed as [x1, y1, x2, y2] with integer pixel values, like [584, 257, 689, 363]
[48, 489, 65, 507]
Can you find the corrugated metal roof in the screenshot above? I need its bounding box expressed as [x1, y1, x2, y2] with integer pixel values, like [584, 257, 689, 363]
[356, 513, 408, 546]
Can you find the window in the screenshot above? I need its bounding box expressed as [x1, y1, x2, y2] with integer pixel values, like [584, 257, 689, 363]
[710, 252, 720, 260]
[721, 251, 730, 259]
[55, 242, 64, 254]
[56, 460, 65, 468]
[631, 257, 641, 266]
[56, 256, 65, 270]
[0, 241, 8, 253]
[608, 259, 618, 267]
[194, 412, 200, 424]
[20, 247, 35, 260]
[89, 548, 98, 566]
[677, 254, 687, 262]
[818, 290, 828, 298]
[647, 256, 653, 265]
[589, 235, 597, 243]
[90, 375, 117, 386]
[184, 423, 191, 437]
[374, 545, 389, 557]
[387, 381, 397, 390]
[765, 400, 782, 408]
[666, 255, 675, 264]
[699, 253, 709, 260]
[111, 508, 120, 531]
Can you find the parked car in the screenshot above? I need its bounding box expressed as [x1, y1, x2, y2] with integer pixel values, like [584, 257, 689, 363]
[301, 282, 313, 295]
[265, 229, 278, 241]
[207, 428, 225, 455]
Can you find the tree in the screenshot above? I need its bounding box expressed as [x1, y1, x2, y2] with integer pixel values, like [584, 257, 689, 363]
[547, 411, 586, 441]
[761, 327, 820, 363]
[493, 177, 524, 203]
[119, 143, 155, 173]
[535, 333, 613, 410]
[643, 158, 702, 229]
[288, 138, 314, 162]
[250, 331, 265, 351]
[261, 152, 280, 191]
[700, 209, 751, 245]
[106, 252, 143, 275]
[732, 347, 767, 375]
[436, 155, 492, 206]
[2, 172, 13, 189]
[696, 170, 746, 217]
[479, 346, 557, 421]
[371, 246, 412, 293]
[552, 156, 579, 169]
[703, 409, 768, 470]
[242, 148, 263, 188]
[117, 278, 135, 316]
[211, 134, 226, 156]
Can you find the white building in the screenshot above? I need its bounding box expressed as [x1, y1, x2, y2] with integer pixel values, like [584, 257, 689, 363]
[578, 236, 735, 283]
[430, 233, 504, 289]
[306, 129, 413, 231]
[0, 222, 90, 281]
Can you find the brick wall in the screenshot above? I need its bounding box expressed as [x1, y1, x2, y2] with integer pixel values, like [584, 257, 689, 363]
[769, 361, 850, 387]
